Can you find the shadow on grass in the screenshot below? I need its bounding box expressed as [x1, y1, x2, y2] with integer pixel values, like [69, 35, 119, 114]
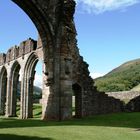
[0, 134, 53, 140]
[34, 111, 42, 118]
[0, 112, 140, 129]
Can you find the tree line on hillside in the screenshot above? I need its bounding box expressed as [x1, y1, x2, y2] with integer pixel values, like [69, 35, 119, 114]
[95, 61, 140, 92]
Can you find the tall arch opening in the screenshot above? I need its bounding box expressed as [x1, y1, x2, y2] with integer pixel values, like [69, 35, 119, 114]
[33, 60, 43, 118]
[0, 0, 76, 120]
[0, 67, 7, 115]
[21, 53, 43, 119]
[10, 61, 21, 117]
[72, 83, 82, 118]
[0, 1, 52, 119]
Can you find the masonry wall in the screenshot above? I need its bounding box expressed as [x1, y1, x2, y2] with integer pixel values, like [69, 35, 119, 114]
[106, 91, 140, 100]
[0, 38, 43, 118]
[70, 30, 124, 116]
[0, 38, 37, 66]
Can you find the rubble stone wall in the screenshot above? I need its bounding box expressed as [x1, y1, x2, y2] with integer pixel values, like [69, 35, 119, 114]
[0, 0, 126, 120]
[0, 38, 37, 65]
[106, 91, 140, 100]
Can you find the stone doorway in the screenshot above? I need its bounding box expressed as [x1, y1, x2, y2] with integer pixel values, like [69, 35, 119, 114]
[72, 83, 82, 118]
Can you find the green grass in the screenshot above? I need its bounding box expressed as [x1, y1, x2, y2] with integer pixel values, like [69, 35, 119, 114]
[33, 104, 42, 118]
[16, 103, 42, 118]
[0, 105, 140, 140]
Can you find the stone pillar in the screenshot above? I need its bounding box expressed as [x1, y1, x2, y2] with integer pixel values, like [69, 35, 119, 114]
[59, 56, 73, 120]
[0, 77, 7, 115]
[41, 0, 76, 121]
[41, 37, 73, 120]
[5, 75, 12, 117]
[57, 0, 76, 120]
[20, 77, 30, 119]
[10, 74, 19, 117]
[27, 75, 35, 118]
[20, 77, 24, 119]
[20, 71, 35, 119]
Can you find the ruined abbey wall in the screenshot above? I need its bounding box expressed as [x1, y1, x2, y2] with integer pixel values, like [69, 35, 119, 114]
[0, 38, 43, 117]
[0, 0, 126, 120]
[0, 38, 41, 66]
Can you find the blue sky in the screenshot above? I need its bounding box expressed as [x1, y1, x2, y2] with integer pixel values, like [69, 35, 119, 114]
[1, 0, 140, 80]
[75, 0, 140, 77]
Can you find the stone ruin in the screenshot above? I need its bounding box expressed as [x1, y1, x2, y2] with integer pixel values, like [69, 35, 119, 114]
[126, 96, 140, 112]
[0, 0, 126, 120]
[0, 35, 124, 120]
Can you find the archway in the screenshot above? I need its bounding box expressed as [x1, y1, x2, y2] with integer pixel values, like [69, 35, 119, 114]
[33, 60, 43, 118]
[21, 52, 42, 119]
[10, 61, 21, 117]
[72, 83, 82, 118]
[12, 0, 53, 58]
[0, 67, 7, 115]
[0, 0, 77, 120]
[11, 0, 58, 120]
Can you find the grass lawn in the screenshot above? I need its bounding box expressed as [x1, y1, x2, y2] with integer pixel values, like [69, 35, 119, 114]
[0, 104, 140, 140]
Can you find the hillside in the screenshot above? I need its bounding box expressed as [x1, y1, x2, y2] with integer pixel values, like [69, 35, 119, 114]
[95, 58, 140, 92]
[17, 82, 42, 100]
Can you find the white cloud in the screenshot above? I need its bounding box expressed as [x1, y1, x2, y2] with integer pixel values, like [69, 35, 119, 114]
[90, 72, 105, 79]
[34, 74, 42, 88]
[75, 0, 140, 14]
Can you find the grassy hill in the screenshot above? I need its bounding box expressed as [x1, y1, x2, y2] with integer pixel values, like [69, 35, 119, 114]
[95, 58, 140, 92]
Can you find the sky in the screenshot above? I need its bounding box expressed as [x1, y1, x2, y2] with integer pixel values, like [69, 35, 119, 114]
[1, 0, 140, 85]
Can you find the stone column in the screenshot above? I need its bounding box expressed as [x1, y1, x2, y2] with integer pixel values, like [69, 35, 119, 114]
[5, 75, 12, 117]
[58, 0, 76, 120]
[41, 0, 76, 120]
[0, 77, 7, 115]
[22, 77, 32, 119]
[21, 73, 35, 119]
[0, 85, 4, 115]
[10, 74, 19, 117]
[27, 75, 35, 118]
[20, 77, 24, 119]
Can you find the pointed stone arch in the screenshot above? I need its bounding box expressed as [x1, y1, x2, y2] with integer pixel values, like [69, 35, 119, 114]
[8, 0, 78, 120]
[10, 61, 21, 117]
[12, 0, 54, 61]
[21, 52, 40, 119]
[0, 1, 125, 120]
[11, 1, 61, 120]
[0, 66, 7, 115]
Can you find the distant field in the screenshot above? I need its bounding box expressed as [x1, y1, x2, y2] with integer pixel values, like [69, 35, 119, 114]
[0, 106, 140, 140]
